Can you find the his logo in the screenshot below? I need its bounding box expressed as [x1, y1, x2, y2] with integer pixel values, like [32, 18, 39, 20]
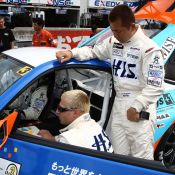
[112, 59, 137, 79]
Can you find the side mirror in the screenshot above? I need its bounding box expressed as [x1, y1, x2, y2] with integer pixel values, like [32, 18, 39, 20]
[0, 111, 18, 149]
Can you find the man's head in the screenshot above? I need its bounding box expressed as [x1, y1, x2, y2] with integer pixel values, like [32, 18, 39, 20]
[0, 16, 5, 29]
[32, 18, 45, 32]
[91, 25, 99, 34]
[108, 5, 137, 43]
[57, 90, 90, 125]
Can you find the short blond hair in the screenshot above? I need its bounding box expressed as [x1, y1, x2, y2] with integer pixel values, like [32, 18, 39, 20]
[61, 90, 90, 113]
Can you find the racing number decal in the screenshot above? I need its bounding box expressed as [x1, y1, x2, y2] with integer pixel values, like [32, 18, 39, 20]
[17, 66, 32, 76]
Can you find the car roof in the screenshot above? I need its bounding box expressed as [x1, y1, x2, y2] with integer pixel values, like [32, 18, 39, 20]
[3, 47, 59, 67]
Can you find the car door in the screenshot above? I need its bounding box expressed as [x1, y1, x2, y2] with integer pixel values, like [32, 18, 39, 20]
[0, 61, 174, 175]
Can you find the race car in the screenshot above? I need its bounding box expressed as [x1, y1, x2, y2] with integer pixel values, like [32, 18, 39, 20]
[0, 3, 175, 175]
[0, 45, 174, 175]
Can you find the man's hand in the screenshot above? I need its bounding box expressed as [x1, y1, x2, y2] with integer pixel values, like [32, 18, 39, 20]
[38, 129, 55, 141]
[127, 107, 140, 122]
[56, 50, 73, 63]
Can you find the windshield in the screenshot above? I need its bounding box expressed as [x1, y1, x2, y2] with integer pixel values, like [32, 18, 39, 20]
[78, 27, 113, 48]
[0, 54, 32, 95]
[136, 19, 167, 38]
[79, 19, 167, 48]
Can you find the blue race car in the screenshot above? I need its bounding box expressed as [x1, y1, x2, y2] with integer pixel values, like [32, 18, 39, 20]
[0, 6, 175, 175]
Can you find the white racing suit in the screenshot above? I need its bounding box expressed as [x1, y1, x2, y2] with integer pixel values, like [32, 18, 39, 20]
[70, 26, 164, 159]
[55, 113, 113, 153]
[10, 83, 48, 120]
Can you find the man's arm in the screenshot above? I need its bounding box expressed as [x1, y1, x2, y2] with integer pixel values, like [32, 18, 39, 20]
[131, 50, 164, 113]
[38, 129, 55, 141]
[10, 41, 15, 49]
[9, 29, 15, 49]
[56, 36, 113, 63]
[39, 130, 69, 144]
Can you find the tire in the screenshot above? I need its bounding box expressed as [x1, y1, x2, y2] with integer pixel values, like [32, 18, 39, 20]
[154, 124, 175, 168]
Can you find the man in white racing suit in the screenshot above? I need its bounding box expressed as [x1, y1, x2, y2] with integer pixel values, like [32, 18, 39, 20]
[55, 5, 164, 159]
[39, 90, 113, 153]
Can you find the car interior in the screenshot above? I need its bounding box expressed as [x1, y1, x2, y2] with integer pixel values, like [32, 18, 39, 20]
[5, 67, 113, 137]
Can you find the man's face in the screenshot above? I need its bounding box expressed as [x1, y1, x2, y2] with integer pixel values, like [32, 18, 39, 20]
[0, 18, 5, 28]
[33, 23, 42, 32]
[110, 19, 134, 43]
[56, 98, 75, 126]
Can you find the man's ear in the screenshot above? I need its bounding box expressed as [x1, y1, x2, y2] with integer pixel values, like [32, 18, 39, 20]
[131, 23, 136, 30]
[73, 108, 82, 118]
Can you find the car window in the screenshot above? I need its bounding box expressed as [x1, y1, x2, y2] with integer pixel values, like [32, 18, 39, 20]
[47, 68, 113, 132]
[79, 20, 167, 49]
[0, 54, 32, 95]
[136, 19, 167, 38]
[11, 67, 113, 137]
[78, 27, 113, 48]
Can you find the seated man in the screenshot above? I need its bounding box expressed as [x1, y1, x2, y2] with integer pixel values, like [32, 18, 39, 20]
[39, 89, 113, 153]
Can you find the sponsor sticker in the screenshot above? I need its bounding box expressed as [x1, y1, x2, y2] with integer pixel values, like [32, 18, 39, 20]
[112, 49, 123, 57]
[147, 76, 162, 87]
[113, 42, 123, 49]
[17, 66, 32, 76]
[0, 158, 21, 175]
[149, 64, 163, 70]
[148, 64, 163, 87]
[162, 37, 175, 60]
[157, 113, 170, 120]
[153, 56, 160, 64]
[127, 53, 139, 60]
[148, 70, 163, 78]
[156, 123, 164, 128]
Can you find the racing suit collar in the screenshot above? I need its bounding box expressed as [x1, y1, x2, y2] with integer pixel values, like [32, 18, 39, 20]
[59, 113, 91, 133]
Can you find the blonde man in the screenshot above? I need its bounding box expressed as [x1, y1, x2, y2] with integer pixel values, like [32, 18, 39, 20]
[39, 90, 113, 153]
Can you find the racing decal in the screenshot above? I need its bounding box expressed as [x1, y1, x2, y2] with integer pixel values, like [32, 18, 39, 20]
[113, 42, 123, 49]
[112, 43, 123, 56]
[16, 66, 32, 76]
[113, 49, 123, 57]
[112, 59, 137, 79]
[109, 37, 112, 43]
[50, 161, 102, 175]
[162, 37, 175, 60]
[147, 63, 163, 87]
[127, 53, 139, 60]
[148, 70, 163, 78]
[156, 123, 164, 129]
[0, 158, 21, 175]
[157, 113, 170, 120]
[145, 47, 154, 53]
[92, 130, 112, 152]
[147, 76, 162, 87]
[149, 64, 163, 70]
[157, 93, 175, 108]
[130, 47, 140, 51]
[153, 56, 160, 64]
